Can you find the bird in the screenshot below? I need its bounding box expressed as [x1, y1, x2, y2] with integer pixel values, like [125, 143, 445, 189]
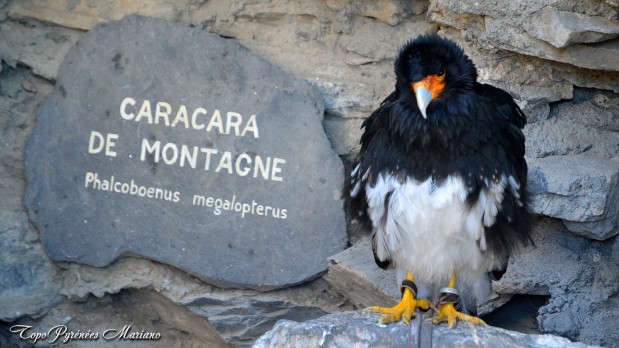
[344, 34, 533, 328]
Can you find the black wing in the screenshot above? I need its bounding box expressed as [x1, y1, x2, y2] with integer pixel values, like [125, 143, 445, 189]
[342, 90, 399, 269]
[472, 83, 533, 265]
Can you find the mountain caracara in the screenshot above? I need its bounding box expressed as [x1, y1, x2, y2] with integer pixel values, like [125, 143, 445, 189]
[345, 34, 533, 327]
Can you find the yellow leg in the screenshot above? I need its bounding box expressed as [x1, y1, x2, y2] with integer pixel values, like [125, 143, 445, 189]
[365, 272, 430, 324]
[432, 272, 487, 328]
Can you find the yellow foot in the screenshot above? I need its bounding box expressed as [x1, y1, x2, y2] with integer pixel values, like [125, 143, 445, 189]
[432, 302, 488, 329]
[364, 273, 430, 324]
[365, 296, 431, 324]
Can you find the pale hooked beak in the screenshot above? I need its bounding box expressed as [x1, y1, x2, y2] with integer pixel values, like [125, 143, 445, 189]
[415, 87, 432, 119]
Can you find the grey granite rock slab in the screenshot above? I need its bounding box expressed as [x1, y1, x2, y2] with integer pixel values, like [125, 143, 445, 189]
[253, 310, 595, 348]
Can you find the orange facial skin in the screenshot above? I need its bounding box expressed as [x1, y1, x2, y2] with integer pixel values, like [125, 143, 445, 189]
[411, 73, 446, 99]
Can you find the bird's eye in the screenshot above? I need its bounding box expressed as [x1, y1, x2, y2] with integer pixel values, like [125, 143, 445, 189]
[437, 69, 445, 78]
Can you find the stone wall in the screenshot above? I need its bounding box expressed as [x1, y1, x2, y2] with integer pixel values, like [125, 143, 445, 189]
[0, 0, 618, 347]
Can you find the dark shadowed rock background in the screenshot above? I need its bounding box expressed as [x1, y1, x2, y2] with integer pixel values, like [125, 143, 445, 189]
[0, 0, 617, 347]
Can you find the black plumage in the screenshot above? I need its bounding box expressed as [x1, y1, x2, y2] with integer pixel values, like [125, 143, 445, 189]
[344, 34, 533, 318]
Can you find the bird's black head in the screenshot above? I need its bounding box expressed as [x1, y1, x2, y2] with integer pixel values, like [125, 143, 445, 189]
[394, 34, 477, 120]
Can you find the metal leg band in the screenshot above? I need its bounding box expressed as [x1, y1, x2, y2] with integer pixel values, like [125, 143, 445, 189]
[438, 287, 462, 311]
[400, 279, 418, 298]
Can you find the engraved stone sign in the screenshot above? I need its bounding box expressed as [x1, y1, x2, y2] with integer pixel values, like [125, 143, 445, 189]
[24, 15, 346, 290]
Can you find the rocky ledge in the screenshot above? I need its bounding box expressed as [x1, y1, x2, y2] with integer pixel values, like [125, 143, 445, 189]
[253, 311, 596, 348]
